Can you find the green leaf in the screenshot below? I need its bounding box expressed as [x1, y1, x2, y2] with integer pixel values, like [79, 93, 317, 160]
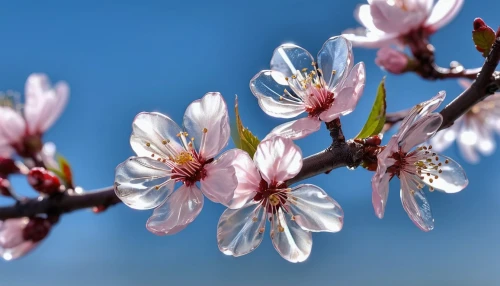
[473, 26, 496, 57]
[48, 154, 74, 188]
[231, 95, 260, 158]
[355, 77, 387, 139]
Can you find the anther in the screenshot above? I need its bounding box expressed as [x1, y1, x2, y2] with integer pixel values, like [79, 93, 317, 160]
[203, 128, 208, 133]
[146, 142, 151, 147]
[252, 217, 258, 222]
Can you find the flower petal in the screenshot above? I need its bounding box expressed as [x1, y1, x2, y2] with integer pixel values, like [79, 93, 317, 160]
[201, 150, 238, 205]
[265, 117, 321, 140]
[458, 79, 472, 90]
[429, 123, 458, 153]
[288, 184, 344, 232]
[319, 62, 365, 122]
[114, 157, 174, 210]
[217, 202, 267, 257]
[271, 209, 312, 263]
[270, 44, 315, 78]
[183, 92, 230, 159]
[342, 28, 399, 48]
[24, 74, 69, 134]
[425, 0, 464, 31]
[130, 112, 184, 158]
[146, 184, 204, 235]
[372, 172, 392, 219]
[250, 70, 305, 119]
[468, 117, 496, 156]
[317, 36, 353, 90]
[1, 241, 38, 261]
[354, 4, 384, 34]
[254, 136, 302, 184]
[423, 154, 468, 194]
[0, 219, 28, 249]
[398, 91, 446, 137]
[399, 114, 443, 153]
[0, 107, 25, 145]
[400, 174, 434, 232]
[370, 0, 428, 35]
[226, 150, 261, 209]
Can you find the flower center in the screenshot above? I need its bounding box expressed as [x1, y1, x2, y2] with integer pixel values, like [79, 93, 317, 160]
[388, 145, 450, 192]
[279, 63, 335, 118]
[143, 128, 211, 187]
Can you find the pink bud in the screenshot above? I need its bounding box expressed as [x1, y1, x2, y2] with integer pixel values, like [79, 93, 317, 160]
[375, 47, 409, 74]
[22, 217, 52, 243]
[27, 167, 61, 195]
[473, 18, 487, 31]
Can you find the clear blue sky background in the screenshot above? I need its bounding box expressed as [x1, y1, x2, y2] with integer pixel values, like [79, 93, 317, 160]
[0, 0, 499, 285]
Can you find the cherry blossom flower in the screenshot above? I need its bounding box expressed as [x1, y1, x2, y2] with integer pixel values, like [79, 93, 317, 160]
[431, 80, 500, 163]
[342, 0, 464, 48]
[375, 47, 409, 74]
[372, 91, 468, 231]
[0, 74, 69, 158]
[250, 36, 365, 140]
[0, 217, 52, 261]
[217, 136, 344, 263]
[114, 92, 238, 235]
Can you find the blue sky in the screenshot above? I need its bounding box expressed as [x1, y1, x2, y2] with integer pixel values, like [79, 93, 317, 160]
[0, 0, 499, 285]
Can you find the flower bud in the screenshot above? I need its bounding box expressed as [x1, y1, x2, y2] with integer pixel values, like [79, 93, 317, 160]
[0, 178, 12, 197]
[22, 217, 51, 243]
[473, 18, 487, 31]
[0, 157, 20, 178]
[27, 167, 61, 195]
[375, 47, 409, 74]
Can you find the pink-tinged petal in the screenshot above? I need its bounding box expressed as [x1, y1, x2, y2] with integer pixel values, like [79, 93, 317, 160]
[130, 112, 184, 158]
[270, 44, 314, 78]
[217, 201, 267, 257]
[342, 28, 399, 48]
[288, 184, 344, 232]
[0, 218, 28, 249]
[372, 172, 392, 219]
[183, 92, 230, 159]
[271, 209, 312, 263]
[201, 150, 238, 205]
[265, 117, 321, 140]
[114, 157, 174, 210]
[146, 184, 204, 235]
[250, 70, 306, 119]
[398, 91, 446, 138]
[254, 136, 302, 184]
[226, 150, 261, 209]
[400, 174, 434, 232]
[399, 114, 443, 153]
[370, 0, 428, 35]
[317, 36, 353, 90]
[354, 4, 384, 34]
[422, 154, 468, 194]
[1, 241, 39, 261]
[24, 74, 69, 134]
[458, 79, 472, 90]
[468, 118, 496, 156]
[0, 145, 14, 158]
[425, 0, 464, 32]
[429, 122, 459, 152]
[0, 107, 25, 144]
[319, 62, 365, 122]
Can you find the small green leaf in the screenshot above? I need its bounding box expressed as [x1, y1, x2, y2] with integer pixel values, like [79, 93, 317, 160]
[356, 77, 387, 139]
[473, 25, 496, 57]
[51, 154, 74, 188]
[231, 95, 260, 158]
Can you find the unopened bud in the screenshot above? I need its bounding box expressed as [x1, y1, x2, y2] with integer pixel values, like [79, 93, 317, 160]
[22, 217, 51, 243]
[473, 18, 487, 31]
[27, 167, 61, 195]
[0, 157, 20, 177]
[0, 178, 12, 197]
[375, 47, 409, 74]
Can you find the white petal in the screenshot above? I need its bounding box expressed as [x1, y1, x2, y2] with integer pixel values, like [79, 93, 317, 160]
[0, 218, 28, 249]
[0, 107, 25, 144]
[201, 150, 238, 205]
[468, 117, 496, 156]
[226, 150, 261, 209]
[319, 62, 365, 122]
[250, 70, 306, 119]
[146, 184, 204, 235]
[354, 4, 384, 34]
[317, 36, 353, 90]
[423, 154, 468, 194]
[265, 117, 322, 140]
[400, 174, 434, 232]
[399, 114, 443, 153]
[254, 136, 302, 184]
[1, 241, 38, 261]
[183, 92, 230, 159]
[425, 0, 464, 31]
[397, 91, 445, 138]
[271, 209, 312, 263]
[130, 112, 184, 158]
[372, 172, 392, 219]
[217, 202, 267, 257]
[429, 123, 458, 152]
[270, 44, 315, 78]
[342, 28, 399, 48]
[288, 184, 344, 232]
[114, 157, 174, 210]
